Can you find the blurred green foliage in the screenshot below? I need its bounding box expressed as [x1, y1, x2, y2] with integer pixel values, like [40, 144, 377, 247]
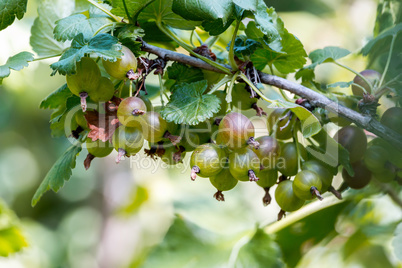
[0, 0, 401, 267]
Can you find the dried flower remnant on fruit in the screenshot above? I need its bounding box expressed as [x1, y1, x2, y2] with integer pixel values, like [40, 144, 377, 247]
[191, 166, 200, 181]
[262, 187, 272, 206]
[213, 190, 225, 201]
[84, 153, 95, 170]
[163, 131, 181, 145]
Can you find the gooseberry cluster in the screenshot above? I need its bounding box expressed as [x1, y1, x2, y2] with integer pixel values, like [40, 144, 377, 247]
[66, 42, 401, 221]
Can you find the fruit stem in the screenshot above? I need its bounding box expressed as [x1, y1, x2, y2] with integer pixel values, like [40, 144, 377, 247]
[189, 30, 196, 47]
[117, 80, 125, 98]
[129, 79, 133, 97]
[84, 153, 95, 170]
[239, 73, 273, 104]
[205, 35, 220, 48]
[378, 34, 397, 89]
[328, 186, 342, 200]
[207, 75, 231, 95]
[310, 186, 324, 201]
[248, 170, 259, 182]
[32, 54, 62, 62]
[158, 73, 165, 107]
[116, 148, 126, 163]
[93, 22, 124, 37]
[163, 131, 182, 145]
[247, 137, 260, 149]
[225, 72, 239, 111]
[292, 127, 301, 171]
[192, 30, 203, 46]
[279, 88, 292, 102]
[213, 190, 225, 201]
[262, 187, 271, 206]
[351, 82, 368, 95]
[229, 20, 241, 71]
[86, 0, 121, 22]
[334, 61, 373, 93]
[191, 166, 200, 181]
[79, 92, 88, 112]
[155, 21, 232, 74]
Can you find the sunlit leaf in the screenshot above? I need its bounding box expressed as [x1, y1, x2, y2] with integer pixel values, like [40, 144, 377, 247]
[30, 0, 73, 56]
[50, 33, 122, 75]
[139, 0, 200, 30]
[0, 52, 33, 84]
[54, 14, 112, 42]
[306, 46, 350, 69]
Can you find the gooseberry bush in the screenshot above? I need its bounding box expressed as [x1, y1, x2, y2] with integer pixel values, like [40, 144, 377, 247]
[1, 0, 402, 266]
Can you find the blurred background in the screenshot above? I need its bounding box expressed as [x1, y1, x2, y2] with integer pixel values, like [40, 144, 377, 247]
[0, 0, 401, 267]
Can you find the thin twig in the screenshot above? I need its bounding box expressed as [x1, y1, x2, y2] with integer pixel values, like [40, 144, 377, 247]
[140, 40, 402, 151]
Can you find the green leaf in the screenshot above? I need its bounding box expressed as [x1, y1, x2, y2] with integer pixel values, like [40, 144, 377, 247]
[166, 62, 204, 91]
[117, 25, 145, 41]
[245, 20, 264, 39]
[308, 129, 354, 175]
[295, 68, 315, 82]
[374, 0, 402, 36]
[0, 51, 33, 84]
[306, 46, 350, 69]
[40, 84, 73, 109]
[142, 215, 231, 268]
[54, 13, 112, 42]
[30, 0, 73, 56]
[235, 228, 284, 268]
[117, 25, 145, 56]
[326, 81, 353, 89]
[233, 0, 279, 39]
[248, 8, 306, 74]
[269, 100, 321, 138]
[0, 0, 27, 31]
[139, 0, 200, 30]
[50, 33, 122, 75]
[393, 222, 402, 261]
[172, 0, 234, 24]
[32, 142, 82, 206]
[362, 23, 402, 56]
[111, 0, 154, 21]
[251, 31, 306, 74]
[160, 80, 221, 125]
[202, 17, 234, 36]
[230, 35, 262, 57]
[49, 96, 81, 137]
